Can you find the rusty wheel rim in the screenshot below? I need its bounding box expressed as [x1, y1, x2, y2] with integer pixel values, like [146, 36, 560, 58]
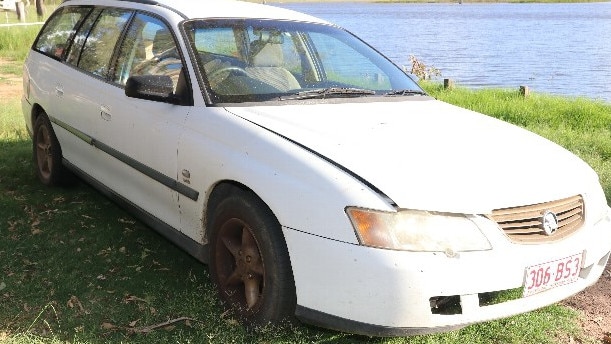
[35, 124, 53, 180]
[215, 218, 265, 311]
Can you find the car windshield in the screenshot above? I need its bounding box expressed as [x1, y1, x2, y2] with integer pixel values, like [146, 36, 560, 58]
[182, 19, 424, 104]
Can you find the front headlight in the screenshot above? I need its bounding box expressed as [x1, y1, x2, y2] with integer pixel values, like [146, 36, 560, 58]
[346, 207, 492, 252]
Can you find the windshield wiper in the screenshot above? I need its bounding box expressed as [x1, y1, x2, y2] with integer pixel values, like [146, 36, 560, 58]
[384, 89, 428, 97]
[280, 87, 376, 101]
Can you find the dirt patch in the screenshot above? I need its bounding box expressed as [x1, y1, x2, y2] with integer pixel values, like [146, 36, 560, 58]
[0, 59, 23, 99]
[562, 258, 611, 343]
[0, 78, 22, 99]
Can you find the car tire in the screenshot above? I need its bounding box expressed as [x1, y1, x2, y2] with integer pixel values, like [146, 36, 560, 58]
[33, 113, 68, 186]
[209, 188, 296, 327]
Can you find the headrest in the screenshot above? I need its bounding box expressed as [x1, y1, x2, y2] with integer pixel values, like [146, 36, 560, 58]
[252, 29, 284, 44]
[153, 29, 174, 56]
[250, 42, 284, 67]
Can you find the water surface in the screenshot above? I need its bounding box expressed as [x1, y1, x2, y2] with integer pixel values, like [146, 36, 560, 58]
[277, 2, 611, 102]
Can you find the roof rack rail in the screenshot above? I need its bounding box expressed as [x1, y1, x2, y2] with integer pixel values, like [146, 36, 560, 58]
[61, 0, 187, 19]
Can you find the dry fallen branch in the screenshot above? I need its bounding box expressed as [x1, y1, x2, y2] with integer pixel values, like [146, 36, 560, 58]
[127, 317, 195, 334]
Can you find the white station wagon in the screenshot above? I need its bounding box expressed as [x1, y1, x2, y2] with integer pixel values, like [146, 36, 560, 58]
[22, 0, 611, 336]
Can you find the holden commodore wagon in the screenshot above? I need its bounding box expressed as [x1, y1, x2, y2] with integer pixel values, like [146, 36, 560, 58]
[22, 0, 611, 336]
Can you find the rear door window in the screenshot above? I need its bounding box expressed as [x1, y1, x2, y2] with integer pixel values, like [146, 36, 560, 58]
[65, 8, 103, 67]
[33, 6, 92, 60]
[77, 8, 133, 78]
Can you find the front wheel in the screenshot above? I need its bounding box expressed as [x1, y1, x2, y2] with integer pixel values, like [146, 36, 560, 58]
[209, 189, 296, 327]
[33, 113, 67, 186]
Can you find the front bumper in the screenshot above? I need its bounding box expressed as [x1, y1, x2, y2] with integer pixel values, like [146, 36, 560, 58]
[283, 208, 611, 336]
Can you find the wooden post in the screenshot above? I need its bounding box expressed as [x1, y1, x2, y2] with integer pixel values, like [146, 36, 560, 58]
[36, 0, 44, 19]
[520, 85, 530, 98]
[15, 1, 26, 23]
[444, 78, 455, 90]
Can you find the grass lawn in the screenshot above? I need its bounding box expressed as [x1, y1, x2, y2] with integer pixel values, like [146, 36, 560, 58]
[2, 23, 610, 344]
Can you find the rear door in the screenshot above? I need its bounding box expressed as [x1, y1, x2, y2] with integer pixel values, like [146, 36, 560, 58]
[57, 8, 135, 175]
[27, 6, 95, 162]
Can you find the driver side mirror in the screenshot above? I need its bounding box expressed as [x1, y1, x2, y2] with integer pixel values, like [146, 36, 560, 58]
[125, 75, 179, 104]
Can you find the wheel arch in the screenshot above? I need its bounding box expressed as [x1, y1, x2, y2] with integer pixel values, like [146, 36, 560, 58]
[205, 180, 282, 233]
[29, 103, 47, 133]
[31, 103, 46, 121]
[204, 180, 293, 262]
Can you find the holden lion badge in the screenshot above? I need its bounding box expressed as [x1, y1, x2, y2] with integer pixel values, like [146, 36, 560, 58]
[541, 211, 559, 236]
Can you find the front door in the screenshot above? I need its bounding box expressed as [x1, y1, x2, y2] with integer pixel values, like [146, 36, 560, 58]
[91, 13, 193, 231]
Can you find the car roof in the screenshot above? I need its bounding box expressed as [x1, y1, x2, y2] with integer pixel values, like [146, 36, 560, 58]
[61, 0, 330, 25]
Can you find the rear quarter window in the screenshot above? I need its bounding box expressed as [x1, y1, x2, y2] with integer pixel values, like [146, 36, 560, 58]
[33, 6, 92, 60]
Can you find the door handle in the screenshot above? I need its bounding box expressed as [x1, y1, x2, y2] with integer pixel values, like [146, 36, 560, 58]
[100, 105, 111, 121]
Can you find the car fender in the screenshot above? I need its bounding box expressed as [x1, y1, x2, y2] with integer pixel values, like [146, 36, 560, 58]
[177, 106, 392, 245]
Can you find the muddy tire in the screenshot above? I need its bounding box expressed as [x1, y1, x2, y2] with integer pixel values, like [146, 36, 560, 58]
[209, 188, 296, 327]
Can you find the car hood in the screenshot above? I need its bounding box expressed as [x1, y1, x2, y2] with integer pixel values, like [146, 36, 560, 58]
[225, 99, 596, 214]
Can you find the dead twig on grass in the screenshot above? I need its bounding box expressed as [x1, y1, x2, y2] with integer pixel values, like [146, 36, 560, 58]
[127, 317, 196, 334]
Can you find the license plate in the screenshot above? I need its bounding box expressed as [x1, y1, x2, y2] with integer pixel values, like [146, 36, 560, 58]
[523, 252, 583, 297]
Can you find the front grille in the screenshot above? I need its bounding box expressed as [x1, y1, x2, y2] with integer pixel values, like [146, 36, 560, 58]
[490, 195, 584, 243]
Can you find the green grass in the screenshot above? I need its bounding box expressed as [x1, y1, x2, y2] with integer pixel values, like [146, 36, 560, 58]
[0, 99, 27, 141]
[0, 25, 42, 62]
[0, 1, 58, 24]
[0, 2, 55, 63]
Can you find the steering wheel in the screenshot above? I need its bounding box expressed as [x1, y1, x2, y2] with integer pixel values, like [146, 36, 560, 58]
[208, 66, 248, 85]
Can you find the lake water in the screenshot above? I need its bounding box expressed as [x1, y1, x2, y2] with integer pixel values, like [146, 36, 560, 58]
[276, 2, 611, 103]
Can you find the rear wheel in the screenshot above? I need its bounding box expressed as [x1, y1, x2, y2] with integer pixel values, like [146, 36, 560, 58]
[209, 188, 296, 327]
[33, 113, 66, 186]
